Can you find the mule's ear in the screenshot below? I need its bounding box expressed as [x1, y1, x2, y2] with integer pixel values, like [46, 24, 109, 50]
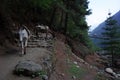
[23, 25, 25, 28]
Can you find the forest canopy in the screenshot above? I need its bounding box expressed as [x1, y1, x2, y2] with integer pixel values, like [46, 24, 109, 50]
[0, 0, 92, 47]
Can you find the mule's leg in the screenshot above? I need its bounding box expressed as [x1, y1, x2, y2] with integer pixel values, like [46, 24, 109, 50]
[36, 28, 39, 38]
[24, 38, 28, 55]
[19, 41, 22, 56]
[22, 47, 24, 55]
[23, 40, 25, 55]
[24, 47, 26, 55]
[22, 41, 24, 55]
[22, 46, 26, 55]
[45, 29, 48, 40]
[19, 41, 24, 56]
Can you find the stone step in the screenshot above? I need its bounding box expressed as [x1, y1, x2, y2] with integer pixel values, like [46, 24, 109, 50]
[28, 39, 43, 42]
[27, 34, 54, 48]
[28, 41, 53, 46]
[29, 36, 53, 41]
[27, 45, 38, 48]
[27, 44, 54, 48]
[27, 45, 48, 48]
[30, 34, 53, 40]
[28, 42, 48, 46]
[27, 42, 38, 45]
[27, 45, 47, 48]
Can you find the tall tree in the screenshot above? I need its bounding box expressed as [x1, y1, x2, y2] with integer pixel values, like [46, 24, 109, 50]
[101, 13, 120, 67]
[66, 0, 91, 45]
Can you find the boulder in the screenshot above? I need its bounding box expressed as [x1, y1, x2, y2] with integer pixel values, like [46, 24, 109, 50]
[105, 68, 119, 78]
[14, 60, 42, 77]
[105, 68, 115, 75]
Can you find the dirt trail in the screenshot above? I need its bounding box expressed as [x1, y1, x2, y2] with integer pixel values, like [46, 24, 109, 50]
[49, 39, 72, 80]
[0, 33, 53, 80]
[0, 48, 50, 80]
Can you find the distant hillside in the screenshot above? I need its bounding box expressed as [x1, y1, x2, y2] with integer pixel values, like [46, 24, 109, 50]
[90, 10, 120, 47]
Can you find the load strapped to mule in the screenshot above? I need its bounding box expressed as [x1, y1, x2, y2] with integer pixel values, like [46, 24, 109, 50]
[35, 24, 49, 39]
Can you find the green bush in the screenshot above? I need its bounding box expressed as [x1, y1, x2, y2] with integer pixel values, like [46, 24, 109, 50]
[69, 63, 87, 79]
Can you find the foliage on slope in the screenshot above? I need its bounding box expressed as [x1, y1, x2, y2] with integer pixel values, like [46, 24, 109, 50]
[67, 37, 92, 59]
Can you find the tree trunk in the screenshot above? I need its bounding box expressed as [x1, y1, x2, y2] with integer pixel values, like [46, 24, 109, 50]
[64, 12, 68, 35]
[64, 0, 69, 35]
[59, 10, 64, 28]
[49, 6, 57, 30]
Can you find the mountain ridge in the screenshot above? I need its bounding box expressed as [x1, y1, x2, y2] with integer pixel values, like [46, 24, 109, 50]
[91, 10, 120, 35]
[90, 10, 120, 47]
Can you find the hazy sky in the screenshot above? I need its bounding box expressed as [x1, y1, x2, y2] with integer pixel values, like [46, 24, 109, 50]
[86, 0, 120, 31]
